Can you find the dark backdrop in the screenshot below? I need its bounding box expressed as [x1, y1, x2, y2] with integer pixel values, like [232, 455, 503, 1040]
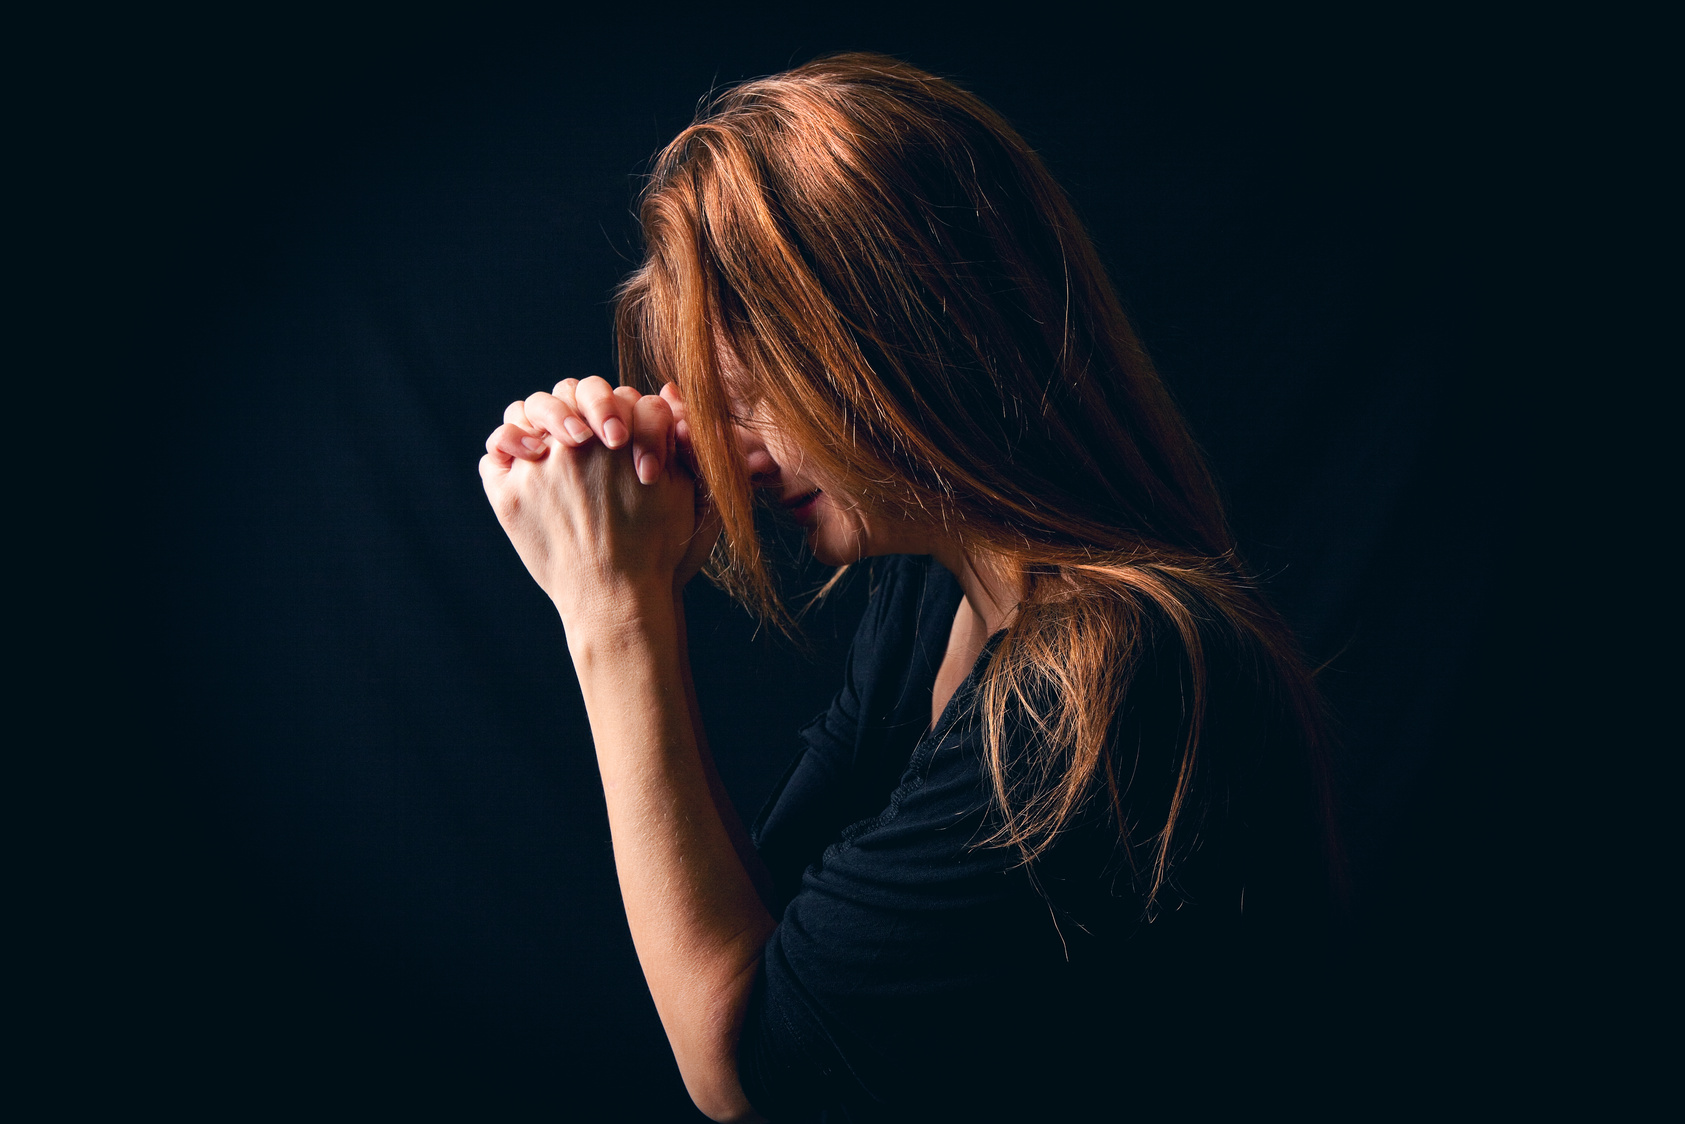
[96, 10, 1552, 1119]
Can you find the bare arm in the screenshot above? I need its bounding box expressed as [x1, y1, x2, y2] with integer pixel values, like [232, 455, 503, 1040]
[482, 377, 770, 1122]
[567, 600, 773, 1122]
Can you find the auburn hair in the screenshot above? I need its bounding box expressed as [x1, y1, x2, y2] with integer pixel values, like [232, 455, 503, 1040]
[616, 53, 1332, 907]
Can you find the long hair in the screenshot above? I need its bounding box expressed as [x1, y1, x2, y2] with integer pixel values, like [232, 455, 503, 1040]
[616, 53, 1333, 908]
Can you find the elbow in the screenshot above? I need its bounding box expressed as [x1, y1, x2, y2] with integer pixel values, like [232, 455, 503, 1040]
[697, 1100, 762, 1124]
[681, 984, 766, 1123]
[674, 944, 773, 1122]
[681, 1012, 762, 1121]
[685, 1074, 763, 1124]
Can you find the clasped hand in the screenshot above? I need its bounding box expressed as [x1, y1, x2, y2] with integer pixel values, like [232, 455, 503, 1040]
[479, 376, 719, 625]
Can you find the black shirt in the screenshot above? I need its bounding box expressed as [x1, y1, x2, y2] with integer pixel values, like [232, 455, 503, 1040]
[738, 555, 1331, 1121]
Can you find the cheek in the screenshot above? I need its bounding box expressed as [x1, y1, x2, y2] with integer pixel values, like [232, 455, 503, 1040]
[760, 431, 814, 481]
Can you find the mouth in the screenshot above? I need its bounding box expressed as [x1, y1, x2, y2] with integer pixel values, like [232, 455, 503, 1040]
[781, 488, 823, 525]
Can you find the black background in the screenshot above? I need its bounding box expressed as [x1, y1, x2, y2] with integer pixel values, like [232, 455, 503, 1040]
[57, 7, 1582, 1118]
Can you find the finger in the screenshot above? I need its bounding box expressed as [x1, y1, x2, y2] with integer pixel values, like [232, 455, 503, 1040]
[499, 401, 549, 458]
[659, 382, 687, 428]
[502, 399, 541, 433]
[487, 422, 549, 462]
[614, 385, 644, 447]
[661, 383, 697, 472]
[550, 382, 594, 444]
[573, 376, 634, 449]
[630, 394, 675, 485]
[524, 390, 594, 446]
[548, 379, 591, 441]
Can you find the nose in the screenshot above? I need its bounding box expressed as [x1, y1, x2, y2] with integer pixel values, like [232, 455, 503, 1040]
[732, 421, 780, 485]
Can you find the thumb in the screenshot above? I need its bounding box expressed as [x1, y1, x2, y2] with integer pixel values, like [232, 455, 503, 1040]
[661, 383, 691, 451]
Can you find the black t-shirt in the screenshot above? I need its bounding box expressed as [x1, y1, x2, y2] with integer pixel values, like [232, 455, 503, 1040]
[738, 555, 1331, 1122]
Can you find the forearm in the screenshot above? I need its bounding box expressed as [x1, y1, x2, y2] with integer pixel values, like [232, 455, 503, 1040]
[566, 597, 774, 1122]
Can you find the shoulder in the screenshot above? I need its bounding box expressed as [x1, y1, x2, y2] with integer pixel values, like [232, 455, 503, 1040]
[988, 574, 1324, 890]
[1116, 581, 1333, 922]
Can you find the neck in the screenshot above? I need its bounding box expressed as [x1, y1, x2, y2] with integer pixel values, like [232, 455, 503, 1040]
[929, 542, 1021, 635]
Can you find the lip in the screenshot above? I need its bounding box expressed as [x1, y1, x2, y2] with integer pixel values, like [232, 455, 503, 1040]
[781, 488, 823, 525]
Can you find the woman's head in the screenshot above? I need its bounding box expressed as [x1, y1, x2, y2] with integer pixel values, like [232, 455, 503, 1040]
[616, 54, 1334, 907]
[617, 52, 1231, 609]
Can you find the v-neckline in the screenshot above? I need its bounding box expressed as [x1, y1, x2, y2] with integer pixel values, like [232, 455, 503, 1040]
[929, 599, 985, 734]
[909, 558, 1005, 739]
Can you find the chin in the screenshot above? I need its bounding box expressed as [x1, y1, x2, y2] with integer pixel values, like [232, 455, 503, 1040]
[808, 537, 854, 568]
[807, 521, 871, 568]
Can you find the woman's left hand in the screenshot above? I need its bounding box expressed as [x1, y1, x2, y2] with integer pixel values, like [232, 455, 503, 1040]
[479, 376, 708, 626]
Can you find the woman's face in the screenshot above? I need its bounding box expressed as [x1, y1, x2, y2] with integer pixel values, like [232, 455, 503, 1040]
[731, 399, 916, 566]
[715, 341, 934, 567]
[728, 397, 930, 568]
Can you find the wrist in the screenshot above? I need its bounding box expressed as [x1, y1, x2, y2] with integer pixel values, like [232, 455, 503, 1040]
[557, 582, 680, 646]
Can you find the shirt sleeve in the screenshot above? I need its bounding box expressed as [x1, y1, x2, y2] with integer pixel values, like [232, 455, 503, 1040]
[750, 556, 944, 914]
[738, 702, 1071, 1119]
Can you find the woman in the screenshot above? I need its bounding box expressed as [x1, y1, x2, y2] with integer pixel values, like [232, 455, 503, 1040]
[481, 55, 1336, 1121]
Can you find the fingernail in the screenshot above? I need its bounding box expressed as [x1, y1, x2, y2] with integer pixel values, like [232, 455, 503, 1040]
[638, 454, 657, 484]
[603, 418, 629, 447]
[520, 436, 546, 453]
[563, 417, 590, 442]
